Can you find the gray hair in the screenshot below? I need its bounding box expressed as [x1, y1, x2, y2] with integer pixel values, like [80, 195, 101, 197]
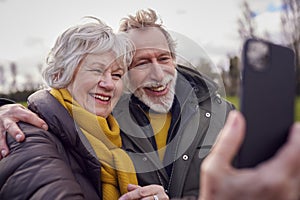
[119, 8, 177, 59]
[43, 17, 135, 88]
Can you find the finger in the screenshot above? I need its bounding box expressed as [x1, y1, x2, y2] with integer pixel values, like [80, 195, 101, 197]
[268, 123, 300, 173]
[12, 107, 48, 131]
[0, 104, 48, 142]
[3, 119, 25, 142]
[140, 194, 169, 200]
[200, 111, 245, 198]
[0, 119, 24, 157]
[138, 185, 165, 196]
[140, 196, 158, 200]
[0, 131, 8, 158]
[119, 188, 144, 200]
[119, 189, 140, 200]
[119, 185, 164, 200]
[210, 110, 246, 164]
[127, 184, 140, 192]
[138, 185, 168, 200]
[140, 197, 153, 200]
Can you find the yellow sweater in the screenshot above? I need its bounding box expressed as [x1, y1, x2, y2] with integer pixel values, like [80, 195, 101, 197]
[147, 112, 171, 161]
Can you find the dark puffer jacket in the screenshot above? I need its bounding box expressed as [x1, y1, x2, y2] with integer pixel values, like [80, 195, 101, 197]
[113, 65, 235, 199]
[0, 90, 102, 200]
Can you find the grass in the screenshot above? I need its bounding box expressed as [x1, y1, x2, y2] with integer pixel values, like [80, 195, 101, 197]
[21, 96, 300, 121]
[226, 96, 300, 121]
[20, 102, 27, 107]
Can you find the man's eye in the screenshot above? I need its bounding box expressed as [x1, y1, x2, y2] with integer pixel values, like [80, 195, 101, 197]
[136, 61, 148, 67]
[131, 61, 151, 70]
[159, 56, 171, 62]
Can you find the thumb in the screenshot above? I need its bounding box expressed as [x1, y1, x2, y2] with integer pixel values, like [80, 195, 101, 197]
[270, 122, 300, 172]
[127, 184, 140, 192]
[211, 110, 246, 164]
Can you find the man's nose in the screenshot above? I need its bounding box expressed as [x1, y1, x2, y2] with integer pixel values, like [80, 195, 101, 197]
[150, 62, 164, 81]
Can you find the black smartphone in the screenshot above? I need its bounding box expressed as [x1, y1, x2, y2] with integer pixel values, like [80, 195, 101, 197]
[234, 38, 296, 168]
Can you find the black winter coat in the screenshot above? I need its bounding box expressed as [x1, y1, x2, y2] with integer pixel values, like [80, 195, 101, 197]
[0, 90, 102, 200]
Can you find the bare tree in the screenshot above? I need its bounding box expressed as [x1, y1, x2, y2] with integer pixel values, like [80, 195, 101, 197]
[0, 65, 5, 85]
[229, 56, 240, 96]
[0, 65, 6, 93]
[238, 1, 257, 41]
[10, 62, 18, 92]
[281, 0, 300, 94]
[227, 1, 257, 97]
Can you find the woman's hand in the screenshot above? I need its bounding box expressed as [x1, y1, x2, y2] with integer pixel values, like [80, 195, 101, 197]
[119, 184, 169, 200]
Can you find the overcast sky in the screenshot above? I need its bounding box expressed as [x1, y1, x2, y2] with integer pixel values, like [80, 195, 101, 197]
[0, 0, 283, 92]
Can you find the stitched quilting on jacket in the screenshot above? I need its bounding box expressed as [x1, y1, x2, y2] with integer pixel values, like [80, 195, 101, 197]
[0, 90, 102, 200]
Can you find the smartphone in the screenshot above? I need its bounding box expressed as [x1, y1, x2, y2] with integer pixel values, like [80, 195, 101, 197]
[234, 38, 296, 168]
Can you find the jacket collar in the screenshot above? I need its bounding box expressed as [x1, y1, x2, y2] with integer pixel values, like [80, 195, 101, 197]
[27, 90, 78, 143]
[176, 64, 218, 102]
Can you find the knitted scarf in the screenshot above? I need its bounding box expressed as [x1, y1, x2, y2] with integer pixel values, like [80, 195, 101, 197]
[50, 88, 137, 200]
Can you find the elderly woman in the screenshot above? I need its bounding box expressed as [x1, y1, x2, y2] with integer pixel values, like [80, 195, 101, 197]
[0, 18, 168, 200]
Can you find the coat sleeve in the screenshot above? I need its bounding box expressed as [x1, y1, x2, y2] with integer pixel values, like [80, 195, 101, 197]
[0, 98, 15, 107]
[0, 123, 85, 200]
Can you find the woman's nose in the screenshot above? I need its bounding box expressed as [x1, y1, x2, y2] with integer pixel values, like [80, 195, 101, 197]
[98, 74, 114, 90]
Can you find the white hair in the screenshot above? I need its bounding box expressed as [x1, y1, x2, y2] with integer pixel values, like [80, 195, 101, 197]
[43, 17, 135, 88]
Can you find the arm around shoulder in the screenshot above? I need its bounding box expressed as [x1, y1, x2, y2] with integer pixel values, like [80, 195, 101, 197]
[0, 101, 48, 159]
[0, 123, 85, 200]
[0, 98, 15, 107]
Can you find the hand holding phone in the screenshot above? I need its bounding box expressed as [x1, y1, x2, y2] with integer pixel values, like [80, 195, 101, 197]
[234, 38, 296, 168]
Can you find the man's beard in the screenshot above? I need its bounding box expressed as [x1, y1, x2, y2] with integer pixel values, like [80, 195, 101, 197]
[128, 70, 177, 113]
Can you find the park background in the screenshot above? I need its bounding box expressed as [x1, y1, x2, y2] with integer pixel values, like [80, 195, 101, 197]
[0, 0, 299, 120]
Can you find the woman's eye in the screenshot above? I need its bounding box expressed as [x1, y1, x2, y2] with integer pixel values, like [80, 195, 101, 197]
[112, 73, 122, 79]
[87, 69, 103, 74]
[95, 69, 103, 73]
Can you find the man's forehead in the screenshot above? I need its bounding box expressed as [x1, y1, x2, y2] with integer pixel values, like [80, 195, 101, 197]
[134, 47, 171, 57]
[127, 27, 169, 50]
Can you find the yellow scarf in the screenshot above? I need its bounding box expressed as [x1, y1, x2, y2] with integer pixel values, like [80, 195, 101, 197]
[50, 89, 137, 200]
